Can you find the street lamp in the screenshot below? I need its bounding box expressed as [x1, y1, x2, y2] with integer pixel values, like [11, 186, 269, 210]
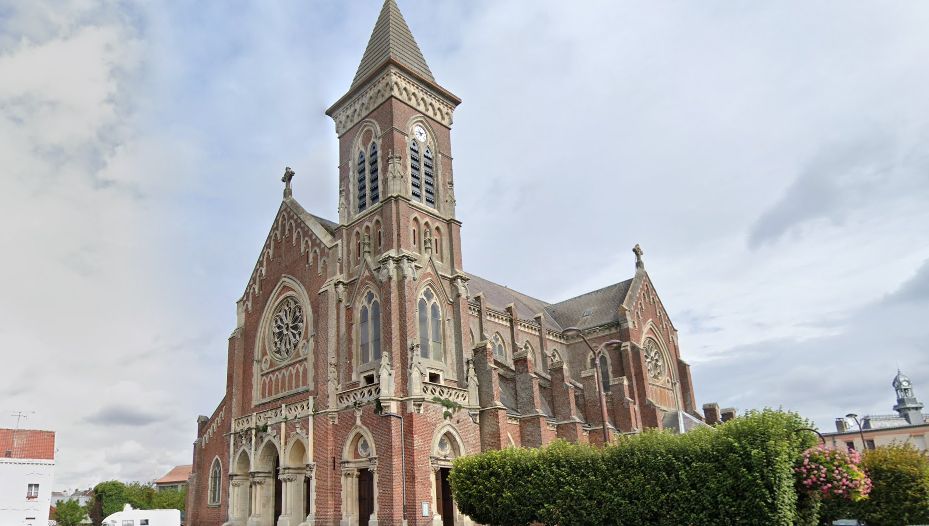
[563, 326, 621, 444]
[845, 413, 868, 450]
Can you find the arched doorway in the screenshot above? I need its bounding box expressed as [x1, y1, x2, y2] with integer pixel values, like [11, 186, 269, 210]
[431, 426, 465, 526]
[341, 427, 378, 526]
[253, 439, 282, 526]
[225, 449, 251, 526]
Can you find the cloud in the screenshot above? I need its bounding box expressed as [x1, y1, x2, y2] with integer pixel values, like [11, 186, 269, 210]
[85, 405, 166, 427]
[884, 259, 929, 304]
[748, 131, 929, 248]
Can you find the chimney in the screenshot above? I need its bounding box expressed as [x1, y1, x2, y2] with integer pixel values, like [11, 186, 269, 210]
[720, 408, 737, 422]
[835, 418, 848, 433]
[703, 403, 721, 425]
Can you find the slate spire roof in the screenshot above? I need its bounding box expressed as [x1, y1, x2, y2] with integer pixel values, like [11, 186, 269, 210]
[351, 0, 435, 89]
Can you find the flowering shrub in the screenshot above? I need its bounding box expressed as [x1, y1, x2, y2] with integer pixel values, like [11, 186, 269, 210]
[796, 446, 871, 501]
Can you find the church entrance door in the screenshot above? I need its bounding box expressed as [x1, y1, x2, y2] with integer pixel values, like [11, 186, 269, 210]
[272, 457, 282, 522]
[435, 467, 454, 526]
[358, 469, 374, 525]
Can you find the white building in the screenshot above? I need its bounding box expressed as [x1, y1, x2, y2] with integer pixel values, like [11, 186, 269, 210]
[0, 428, 56, 526]
[825, 370, 929, 452]
[51, 489, 93, 507]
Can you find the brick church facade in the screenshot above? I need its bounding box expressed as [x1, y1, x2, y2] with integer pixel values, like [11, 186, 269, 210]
[185, 1, 702, 525]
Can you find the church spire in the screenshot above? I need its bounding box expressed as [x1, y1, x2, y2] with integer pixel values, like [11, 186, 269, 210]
[351, 0, 434, 90]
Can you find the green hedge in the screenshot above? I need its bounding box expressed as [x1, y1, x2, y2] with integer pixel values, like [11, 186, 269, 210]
[449, 409, 816, 526]
[859, 443, 929, 526]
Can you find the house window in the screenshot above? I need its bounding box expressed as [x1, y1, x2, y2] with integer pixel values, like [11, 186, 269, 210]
[410, 140, 422, 202]
[359, 291, 382, 364]
[122, 521, 134, 526]
[369, 142, 379, 206]
[208, 457, 222, 505]
[846, 441, 855, 451]
[866, 439, 876, 450]
[26, 483, 39, 498]
[492, 333, 506, 362]
[418, 288, 443, 361]
[140, 520, 150, 525]
[357, 150, 367, 212]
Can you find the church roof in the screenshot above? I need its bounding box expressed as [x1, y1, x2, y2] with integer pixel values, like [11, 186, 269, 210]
[465, 273, 635, 333]
[351, 0, 435, 90]
[546, 279, 635, 331]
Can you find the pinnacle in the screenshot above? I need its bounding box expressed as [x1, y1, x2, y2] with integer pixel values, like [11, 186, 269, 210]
[351, 0, 435, 89]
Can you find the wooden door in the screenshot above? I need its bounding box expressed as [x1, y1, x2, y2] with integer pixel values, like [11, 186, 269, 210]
[358, 469, 374, 525]
[437, 468, 454, 526]
[273, 458, 282, 521]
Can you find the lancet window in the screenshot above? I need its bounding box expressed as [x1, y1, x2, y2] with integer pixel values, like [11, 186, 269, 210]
[356, 150, 367, 212]
[418, 288, 443, 361]
[410, 140, 422, 202]
[369, 142, 379, 205]
[359, 291, 382, 364]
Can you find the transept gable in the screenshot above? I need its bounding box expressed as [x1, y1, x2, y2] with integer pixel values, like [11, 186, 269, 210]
[240, 199, 339, 313]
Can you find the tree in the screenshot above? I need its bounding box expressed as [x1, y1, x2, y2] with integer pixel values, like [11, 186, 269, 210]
[56, 499, 87, 526]
[91, 481, 128, 519]
[860, 443, 929, 526]
[151, 487, 186, 511]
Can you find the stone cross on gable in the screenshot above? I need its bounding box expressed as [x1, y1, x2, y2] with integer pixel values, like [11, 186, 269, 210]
[633, 244, 645, 269]
[282, 166, 296, 198]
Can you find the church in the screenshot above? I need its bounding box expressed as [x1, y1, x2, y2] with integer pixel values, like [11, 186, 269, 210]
[185, 1, 702, 525]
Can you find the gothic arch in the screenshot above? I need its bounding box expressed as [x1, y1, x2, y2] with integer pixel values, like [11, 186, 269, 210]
[208, 456, 223, 505]
[253, 276, 315, 402]
[430, 423, 466, 461]
[284, 435, 309, 468]
[416, 284, 445, 363]
[353, 285, 383, 378]
[587, 351, 612, 393]
[255, 436, 282, 472]
[491, 332, 507, 362]
[231, 447, 251, 475]
[342, 424, 377, 461]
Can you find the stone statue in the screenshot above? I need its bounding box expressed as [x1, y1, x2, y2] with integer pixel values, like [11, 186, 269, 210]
[379, 350, 394, 397]
[338, 186, 347, 224]
[409, 351, 425, 397]
[466, 359, 479, 407]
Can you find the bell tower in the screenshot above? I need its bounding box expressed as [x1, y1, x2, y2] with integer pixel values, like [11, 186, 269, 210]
[326, 0, 463, 270]
[893, 369, 925, 424]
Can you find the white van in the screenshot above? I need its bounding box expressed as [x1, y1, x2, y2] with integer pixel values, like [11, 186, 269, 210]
[102, 504, 180, 526]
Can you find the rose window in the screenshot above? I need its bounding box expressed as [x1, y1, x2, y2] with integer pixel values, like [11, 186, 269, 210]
[643, 339, 666, 380]
[270, 297, 304, 361]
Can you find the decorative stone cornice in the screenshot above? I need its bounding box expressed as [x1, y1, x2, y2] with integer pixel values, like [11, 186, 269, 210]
[330, 67, 456, 136]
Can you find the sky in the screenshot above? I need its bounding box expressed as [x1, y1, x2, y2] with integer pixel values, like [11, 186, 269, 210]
[1, 0, 928, 489]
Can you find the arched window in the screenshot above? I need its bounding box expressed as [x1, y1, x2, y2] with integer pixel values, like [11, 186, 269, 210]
[356, 150, 367, 212]
[410, 140, 422, 202]
[418, 288, 443, 361]
[423, 146, 436, 207]
[374, 222, 382, 251]
[359, 291, 381, 364]
[492, 333, 506, 362]
[589, 353, 611, 392]
[369, 142, 379, 205]
[208, 457, 222, 505]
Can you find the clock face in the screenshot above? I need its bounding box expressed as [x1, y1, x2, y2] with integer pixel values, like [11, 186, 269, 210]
[413, 125, 427, 143]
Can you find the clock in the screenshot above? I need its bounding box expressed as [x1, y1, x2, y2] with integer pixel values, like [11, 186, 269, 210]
[413, 125, 427, 143]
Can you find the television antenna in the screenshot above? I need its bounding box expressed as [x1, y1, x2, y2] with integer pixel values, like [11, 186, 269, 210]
[10, 411, 35, 430]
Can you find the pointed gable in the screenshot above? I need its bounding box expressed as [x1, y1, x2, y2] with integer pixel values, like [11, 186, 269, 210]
[352, 0, 435, 89]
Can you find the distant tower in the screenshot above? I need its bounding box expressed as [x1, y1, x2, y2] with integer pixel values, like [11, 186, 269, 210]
[893, 370, 925, 424]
